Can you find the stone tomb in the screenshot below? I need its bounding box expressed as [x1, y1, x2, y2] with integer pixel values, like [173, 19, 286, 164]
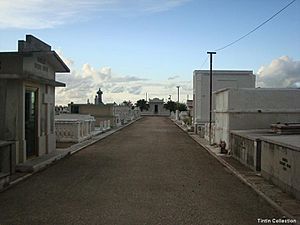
[0, 35, 70, 172]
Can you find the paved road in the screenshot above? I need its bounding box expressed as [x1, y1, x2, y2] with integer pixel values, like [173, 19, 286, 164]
[0, 117, 283, 225]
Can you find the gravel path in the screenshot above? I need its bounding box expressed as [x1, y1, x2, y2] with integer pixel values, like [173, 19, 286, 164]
[0, 117, 283, 225]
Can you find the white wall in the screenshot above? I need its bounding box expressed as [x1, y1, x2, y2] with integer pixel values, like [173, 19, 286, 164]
[215, 88, 300, 146]
[193, 70, 255, 125]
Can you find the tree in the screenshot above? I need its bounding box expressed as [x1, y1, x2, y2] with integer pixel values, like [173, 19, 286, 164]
[122, 100, 134, 109]
[164, 100, 177, 112]
[178, 103, 187, 111]
[164, 100, 187, 112]
[135, 99, 149, 111]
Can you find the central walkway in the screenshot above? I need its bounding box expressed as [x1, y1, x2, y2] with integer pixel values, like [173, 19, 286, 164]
[0, 117, 282, 225]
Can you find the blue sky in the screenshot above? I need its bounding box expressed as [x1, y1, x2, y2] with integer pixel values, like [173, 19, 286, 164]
[0, 0, 299, 105]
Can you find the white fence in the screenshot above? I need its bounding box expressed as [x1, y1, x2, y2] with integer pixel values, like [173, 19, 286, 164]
[55, 114, 95, 143]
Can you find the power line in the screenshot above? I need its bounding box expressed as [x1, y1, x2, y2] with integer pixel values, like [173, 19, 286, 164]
[199, 56, 209, 69]
[214, 0, 296, 52]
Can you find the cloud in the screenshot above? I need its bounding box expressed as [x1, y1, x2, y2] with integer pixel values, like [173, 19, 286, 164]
[55, 51, 192, 105]
[110, 76, 147, 83]
[168, 75, 180, 80]
[111, 86, 125, 93]
[136, 0, 190, 13]
[257, 56, 300, 88]
[128, 86, 143, 95]
[0, 0, 190, 29]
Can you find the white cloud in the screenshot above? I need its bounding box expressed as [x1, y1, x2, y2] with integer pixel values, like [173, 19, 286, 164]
[55, 53, 192, 105]
[168, 75, 180, 80]
[111, 86, 125, 93]
[128, 86, 143, 95]
[135, 0, 190, 13]
[0, 0, 190, 29]
[257, 56, 300, 88]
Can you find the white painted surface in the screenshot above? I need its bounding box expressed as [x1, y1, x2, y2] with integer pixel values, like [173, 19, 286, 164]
[215, 88, 300, 146]
[193, 70, 255, 125]
[55, 114, 96, 143]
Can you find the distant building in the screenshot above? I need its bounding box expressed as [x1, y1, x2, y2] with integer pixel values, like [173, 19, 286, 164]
[69, 102, 116, 126]
[193, 70, 255, 126]
[69, 89, 139, 127]
[0, 35, 70, 174]
[141, 98, 170, 116]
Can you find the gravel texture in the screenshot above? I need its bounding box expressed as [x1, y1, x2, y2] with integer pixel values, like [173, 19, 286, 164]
[0, 117, 284, 225]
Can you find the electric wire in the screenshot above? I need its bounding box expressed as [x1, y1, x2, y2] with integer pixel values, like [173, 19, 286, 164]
[199, 56, 209, 69]
[214, 0, 296, 52]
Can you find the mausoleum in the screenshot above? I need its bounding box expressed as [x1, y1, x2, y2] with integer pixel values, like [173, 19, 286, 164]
[0, 35, 70, 174]
[141, 98, 170, 116]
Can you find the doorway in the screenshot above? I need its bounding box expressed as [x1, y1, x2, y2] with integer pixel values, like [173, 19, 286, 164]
[154, 105, 158, 114]
[25, 88, 38, 158]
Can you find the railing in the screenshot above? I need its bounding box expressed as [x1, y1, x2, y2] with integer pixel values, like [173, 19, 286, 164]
[55, 118, 95, 143]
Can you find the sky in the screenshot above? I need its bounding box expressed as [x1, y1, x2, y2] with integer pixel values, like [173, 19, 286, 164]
[0, 0, 299, 105]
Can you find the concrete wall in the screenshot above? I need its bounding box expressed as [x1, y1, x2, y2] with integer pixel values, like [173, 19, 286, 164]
[23, 54, 55, 80]
[193, 70, 255, 125]
[75, 104, 114, 117]
[261, 136, 300, 200]
[215, 88, 300, 146]
[0, 80, 25, 165]
[230, 132, 261, 171]
[0, 78, 59, 166]
[0, 54, 23, 74]
[70, 104, 115, 127]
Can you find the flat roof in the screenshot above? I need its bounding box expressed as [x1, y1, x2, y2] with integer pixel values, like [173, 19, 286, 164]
[262, 135, 300, 152]
[231, 129, 300, 152]
[231, 129, 275, 140]
[194, 70, 253, 74]
[214, 87, 300, 94]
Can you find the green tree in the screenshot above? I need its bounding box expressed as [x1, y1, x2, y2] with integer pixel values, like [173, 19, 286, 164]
[135, 99, 149, 111]
[164, 100, 187, 112]
[178, 103, 187, 111]
[164, 100, 177, 112]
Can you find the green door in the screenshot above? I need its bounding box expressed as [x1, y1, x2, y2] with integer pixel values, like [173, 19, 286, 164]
[25, 89, 38, 158]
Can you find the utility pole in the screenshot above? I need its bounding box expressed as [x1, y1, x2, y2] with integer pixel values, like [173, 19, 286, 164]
[207, 51, 216, 145]
[176, 86, 180, 103]
[176, 86, 180, 120]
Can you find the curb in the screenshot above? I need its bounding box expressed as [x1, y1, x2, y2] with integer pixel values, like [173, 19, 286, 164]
[173, 120, 298, 222]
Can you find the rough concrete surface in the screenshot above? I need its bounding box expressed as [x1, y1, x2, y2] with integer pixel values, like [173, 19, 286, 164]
[0, 117, 288, 225]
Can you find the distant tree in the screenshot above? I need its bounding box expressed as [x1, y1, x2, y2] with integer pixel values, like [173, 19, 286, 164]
[122, 100, 134, 109]
[135, 99, 149, 111]
[164, 100, 177, 112]
[164, 100, 187, 112]
[178, 103, 187, 111]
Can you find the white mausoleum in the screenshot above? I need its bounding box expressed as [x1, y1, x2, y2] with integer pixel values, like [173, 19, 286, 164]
[141, 98, 170, 116]
[214, 88, 300, 146]
[193, 70, 255, 125]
